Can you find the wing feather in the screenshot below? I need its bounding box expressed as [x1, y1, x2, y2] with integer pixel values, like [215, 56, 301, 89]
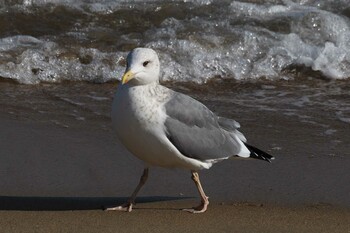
[164, 92, 242, 161]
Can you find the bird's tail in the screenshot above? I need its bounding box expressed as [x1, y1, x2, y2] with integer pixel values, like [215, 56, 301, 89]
[244, 143, 275, 163]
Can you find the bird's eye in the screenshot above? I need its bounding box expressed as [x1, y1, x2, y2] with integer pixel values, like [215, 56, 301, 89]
[143, 61, 150, 67]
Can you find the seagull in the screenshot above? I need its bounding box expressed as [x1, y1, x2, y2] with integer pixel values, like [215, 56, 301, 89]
[107, 48, 274, 213]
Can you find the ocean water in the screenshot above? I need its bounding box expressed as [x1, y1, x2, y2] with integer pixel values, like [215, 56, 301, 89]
[0, 0, 349, 84]
[0, 0, 349, 150]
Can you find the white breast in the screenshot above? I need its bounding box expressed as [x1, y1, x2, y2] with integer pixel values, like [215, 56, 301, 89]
[112, 84, 213, 170]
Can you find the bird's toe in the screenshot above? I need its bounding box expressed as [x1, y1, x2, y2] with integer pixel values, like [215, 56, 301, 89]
[104, 203, 133, 212]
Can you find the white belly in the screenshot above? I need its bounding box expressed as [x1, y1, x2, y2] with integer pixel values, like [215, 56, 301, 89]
[111, 84, 212, 170]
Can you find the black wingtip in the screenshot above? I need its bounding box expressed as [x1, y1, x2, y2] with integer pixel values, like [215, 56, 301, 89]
[244, 143, 275, 163]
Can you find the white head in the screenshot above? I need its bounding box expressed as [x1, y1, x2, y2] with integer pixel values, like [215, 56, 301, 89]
[121, 48, 160, 86]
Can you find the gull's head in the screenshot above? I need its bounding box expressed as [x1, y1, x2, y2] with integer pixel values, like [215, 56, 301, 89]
[121, 48, 160, 86]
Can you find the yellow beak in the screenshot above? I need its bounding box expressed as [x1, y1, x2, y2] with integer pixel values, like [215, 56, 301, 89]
[121, 70, 134, 84]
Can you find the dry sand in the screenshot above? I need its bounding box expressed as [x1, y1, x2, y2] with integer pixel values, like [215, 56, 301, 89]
[0, 202, 349, 233]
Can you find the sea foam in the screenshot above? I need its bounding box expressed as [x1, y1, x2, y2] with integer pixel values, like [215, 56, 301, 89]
[0, 0, 349, 84]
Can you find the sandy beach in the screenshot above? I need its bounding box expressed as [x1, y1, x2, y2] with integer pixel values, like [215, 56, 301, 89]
[0, 88, 349, 232]
[0, 202, 349, 233]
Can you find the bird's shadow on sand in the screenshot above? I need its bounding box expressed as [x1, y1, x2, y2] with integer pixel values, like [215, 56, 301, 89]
[0, 196, 192, 211]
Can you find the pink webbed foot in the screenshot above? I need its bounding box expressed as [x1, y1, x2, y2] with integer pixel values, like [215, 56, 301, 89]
[182, 199, 209, 214]
[104, 202, 133, 212]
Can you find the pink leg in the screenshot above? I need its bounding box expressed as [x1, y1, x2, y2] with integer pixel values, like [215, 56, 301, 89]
[183, 171, 209, 214]
[105, 168, 149, 212]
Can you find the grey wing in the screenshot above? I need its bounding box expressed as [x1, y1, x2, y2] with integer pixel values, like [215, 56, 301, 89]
[164, 92, 242, 161]
[217, 116, 247, 142]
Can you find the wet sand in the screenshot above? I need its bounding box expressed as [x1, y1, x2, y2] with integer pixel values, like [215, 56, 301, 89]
[0, 81, 349, 232]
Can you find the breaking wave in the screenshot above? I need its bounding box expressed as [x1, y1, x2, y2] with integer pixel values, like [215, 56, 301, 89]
[0, 0, 349, 84]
